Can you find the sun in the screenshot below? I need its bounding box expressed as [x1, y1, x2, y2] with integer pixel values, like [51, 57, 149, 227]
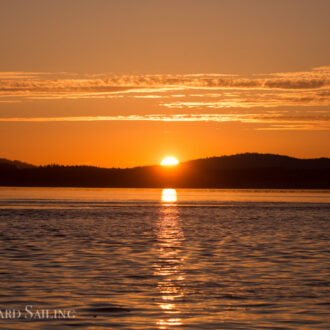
[161, 156, 179, 166]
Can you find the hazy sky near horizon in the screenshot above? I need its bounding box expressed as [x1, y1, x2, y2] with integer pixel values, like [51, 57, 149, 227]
[0, 0, 329, 167]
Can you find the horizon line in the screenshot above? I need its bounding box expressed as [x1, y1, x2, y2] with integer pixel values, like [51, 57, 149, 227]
[2, 152, 330, 170]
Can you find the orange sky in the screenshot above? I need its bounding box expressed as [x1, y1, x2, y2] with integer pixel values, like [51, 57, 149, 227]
[0, 0, 329, 167]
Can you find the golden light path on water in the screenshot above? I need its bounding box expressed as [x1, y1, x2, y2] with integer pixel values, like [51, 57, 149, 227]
[161, 189, 177, 203]
[0, 188, 329, 328]
[156, 189, 184, 328]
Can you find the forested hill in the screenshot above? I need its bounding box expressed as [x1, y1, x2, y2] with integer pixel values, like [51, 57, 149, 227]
[1, 153, 330, 188]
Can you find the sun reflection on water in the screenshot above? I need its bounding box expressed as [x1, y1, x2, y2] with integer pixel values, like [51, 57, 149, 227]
[155, 189, 184, 328]
[161, 189, 177, 203]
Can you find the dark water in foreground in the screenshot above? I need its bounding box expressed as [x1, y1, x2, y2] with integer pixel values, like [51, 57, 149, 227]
[0, 188, 329, 329]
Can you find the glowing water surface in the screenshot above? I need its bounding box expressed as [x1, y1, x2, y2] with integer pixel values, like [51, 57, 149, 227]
[0, 187, 329, 329]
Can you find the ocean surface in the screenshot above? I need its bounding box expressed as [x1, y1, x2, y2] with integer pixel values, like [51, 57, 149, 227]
[0, 187, 329, 329]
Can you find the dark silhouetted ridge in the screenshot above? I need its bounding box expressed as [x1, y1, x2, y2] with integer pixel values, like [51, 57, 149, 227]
[185, 153, 330, 170]
[0, 158, 36, 169]
[0, 153, 329, 188]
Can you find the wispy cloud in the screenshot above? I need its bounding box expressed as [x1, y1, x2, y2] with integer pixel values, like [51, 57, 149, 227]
[162, 90, 330, 109]
[0, 113, 329, 130]
[1, 67, 329, 130]
[0, 67, 329, 101]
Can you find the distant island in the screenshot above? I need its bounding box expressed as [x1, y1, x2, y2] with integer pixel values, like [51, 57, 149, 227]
[1, 153, 330, 189]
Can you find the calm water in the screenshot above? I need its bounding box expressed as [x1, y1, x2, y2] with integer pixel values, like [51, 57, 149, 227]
[0, 188, 329, 329]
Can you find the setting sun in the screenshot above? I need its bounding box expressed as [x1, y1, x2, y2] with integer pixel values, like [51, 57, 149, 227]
[161, 157, 179, 166]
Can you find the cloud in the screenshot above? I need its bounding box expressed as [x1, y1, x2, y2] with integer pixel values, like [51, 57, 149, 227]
[263, 78, 326, 89]
[0, 67, 328, 130]
[162, 90, 330, 109]
[0, 113, 329, 130]
[0, 67, 329, 101]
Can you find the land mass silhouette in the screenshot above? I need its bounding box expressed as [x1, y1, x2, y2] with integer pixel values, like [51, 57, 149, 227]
[1, 153, 330, 189]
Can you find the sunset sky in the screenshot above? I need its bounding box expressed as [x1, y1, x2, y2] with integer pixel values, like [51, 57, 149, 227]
[1, 0, 329, 167]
